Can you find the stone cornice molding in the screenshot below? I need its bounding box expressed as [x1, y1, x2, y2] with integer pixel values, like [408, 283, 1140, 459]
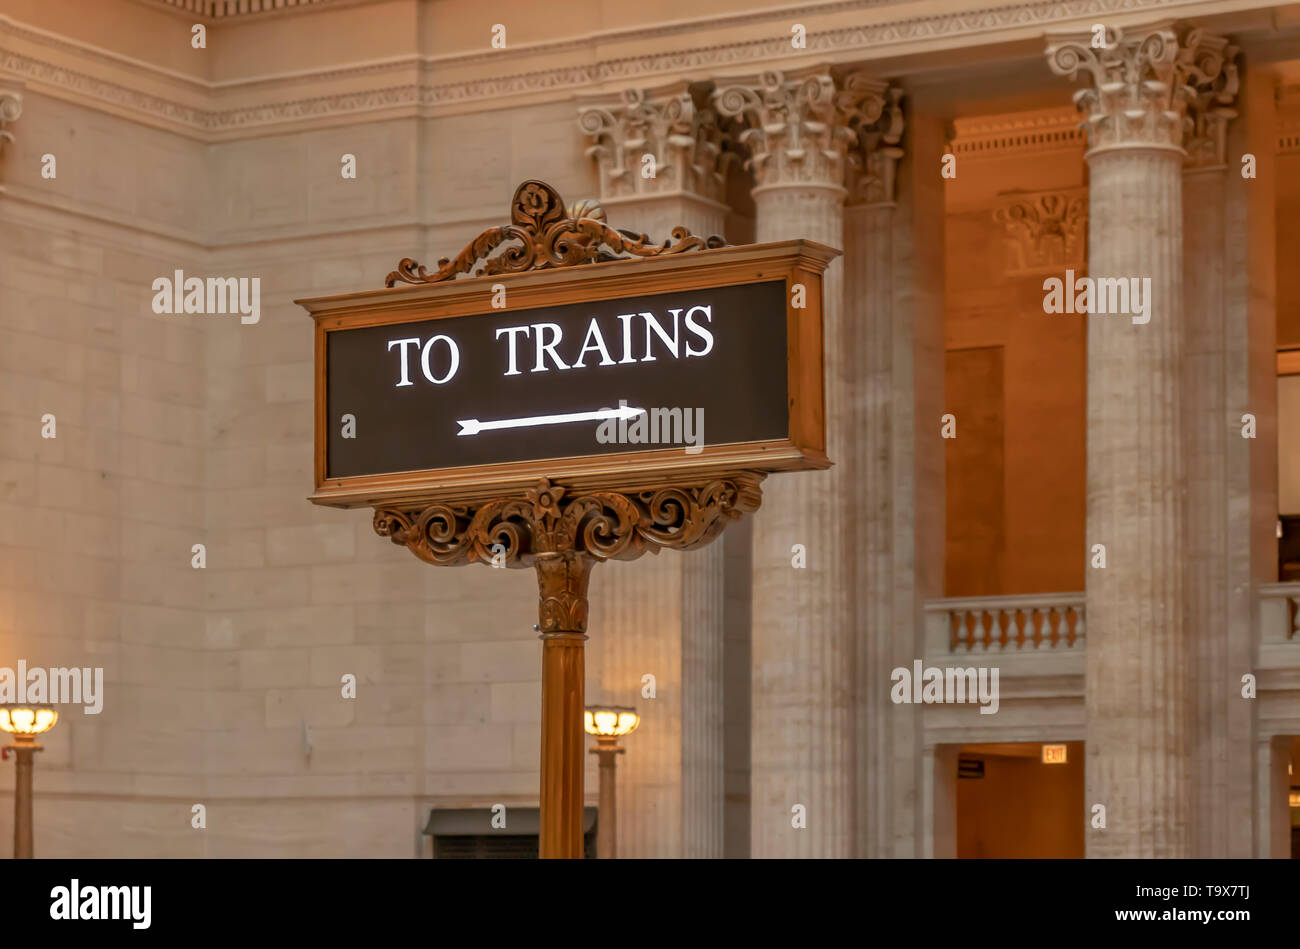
[713, 68, 860, 190]
[949, 107, 1085, 158]
[577, 81, 737, 204]
[837, 75, 904, 206]
[1045, 22, 1238, 157]
[132, 0, 355, 19]
[0, 0, 1269, 139]
[1280, 116, 1300, 155]
[992, 188, 1088, 275]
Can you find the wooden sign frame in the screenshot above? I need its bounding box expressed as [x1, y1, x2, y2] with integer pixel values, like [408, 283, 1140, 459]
[297, 238, 836, 510]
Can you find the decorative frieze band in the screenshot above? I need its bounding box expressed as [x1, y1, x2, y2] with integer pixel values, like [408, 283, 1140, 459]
[992, 188, 1088, 275]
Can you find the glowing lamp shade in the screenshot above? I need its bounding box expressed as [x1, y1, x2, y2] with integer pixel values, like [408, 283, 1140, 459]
[584, 706, 639, 738]
[0, 707, 58, 737]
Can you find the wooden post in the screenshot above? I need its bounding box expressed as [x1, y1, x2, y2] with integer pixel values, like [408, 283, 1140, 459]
[534, 551, 593, 859]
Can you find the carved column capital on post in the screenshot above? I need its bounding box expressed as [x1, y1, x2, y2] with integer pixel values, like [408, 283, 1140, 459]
[534, 551, 595, 635]
[837, 76, 904, 206]
[712, 68, 860, 190]
[1045, 22, 1238, 157]
[578, 81, 737, 204]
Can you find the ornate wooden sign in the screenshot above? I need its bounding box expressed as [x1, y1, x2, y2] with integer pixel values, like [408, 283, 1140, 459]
[298, 181, 835, 509]
[297, 181, 838, 859]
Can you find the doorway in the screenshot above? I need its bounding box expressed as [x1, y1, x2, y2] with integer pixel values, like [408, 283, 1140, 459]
[956, 741, 1084, 858]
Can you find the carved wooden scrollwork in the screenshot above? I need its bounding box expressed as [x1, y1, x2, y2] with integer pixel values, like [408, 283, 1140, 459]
[374, 475, 762, 633]
[374, 474, 763, 569]
[384, 180, 726, 286]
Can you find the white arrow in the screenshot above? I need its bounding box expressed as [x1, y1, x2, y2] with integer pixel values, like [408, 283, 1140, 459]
[456, 404, 645, 436]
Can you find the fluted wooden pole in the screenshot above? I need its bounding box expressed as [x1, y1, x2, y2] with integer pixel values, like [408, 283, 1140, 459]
[536, 552, 592, 859]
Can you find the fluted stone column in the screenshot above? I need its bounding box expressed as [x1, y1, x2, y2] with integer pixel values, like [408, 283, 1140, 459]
[842, 81, 947, 857]
[1047, 23, 1237, 858]
[844, 85, 903, 860]
[714, 68, 861, 857]
[1226, 63, 1278, 858]
[579, 82, 734, 858]
[1179, 42, 1247, 858]
[1182, 47, 1276, 857]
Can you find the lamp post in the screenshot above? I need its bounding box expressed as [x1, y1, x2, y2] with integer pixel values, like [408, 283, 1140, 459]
[1, 706, 58, 859]
[584, 705, 639, 859]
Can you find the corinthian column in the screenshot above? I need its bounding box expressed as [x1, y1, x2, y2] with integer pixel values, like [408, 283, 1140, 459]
[579, 82, 736, 858]
[1047, 23, 1236, 858]
[1180, 40, 1277, 858]
[840, 79, 948, 858]
[713, 68, 857, 857]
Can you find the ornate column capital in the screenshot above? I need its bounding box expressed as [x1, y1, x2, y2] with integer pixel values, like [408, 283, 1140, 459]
[0, 89, 22, 156]
[1045, 22, 1238, 157]
[837, 76, 904, 206]
[712, 68, 860, 191]
[578, 80, 736, 205]
[1182, 29, 1239, 170]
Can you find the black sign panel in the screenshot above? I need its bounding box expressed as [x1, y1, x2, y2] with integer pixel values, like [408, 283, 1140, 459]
[325, 279, 788, 479]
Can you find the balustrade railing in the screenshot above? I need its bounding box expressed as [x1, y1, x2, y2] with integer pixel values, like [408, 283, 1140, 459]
[923, 593, 1085, 653]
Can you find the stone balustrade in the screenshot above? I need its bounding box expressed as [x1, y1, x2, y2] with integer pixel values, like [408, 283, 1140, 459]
[1257, 582, 1300, 653]
[924, 593, 1086, 654]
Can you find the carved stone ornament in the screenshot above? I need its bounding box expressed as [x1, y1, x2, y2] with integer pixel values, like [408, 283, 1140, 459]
[713, 70, 859, 188]
[836, 75, 904, 205]
[385, 179, 726, 287]
[578, 82, 737, 203]
[992, 189, 1088, 275]
[1045, 23, 1238, 154]
[373, 475, 762, 631]
[1182, 30, 1239, 169]
[0, 90, 22, 154]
